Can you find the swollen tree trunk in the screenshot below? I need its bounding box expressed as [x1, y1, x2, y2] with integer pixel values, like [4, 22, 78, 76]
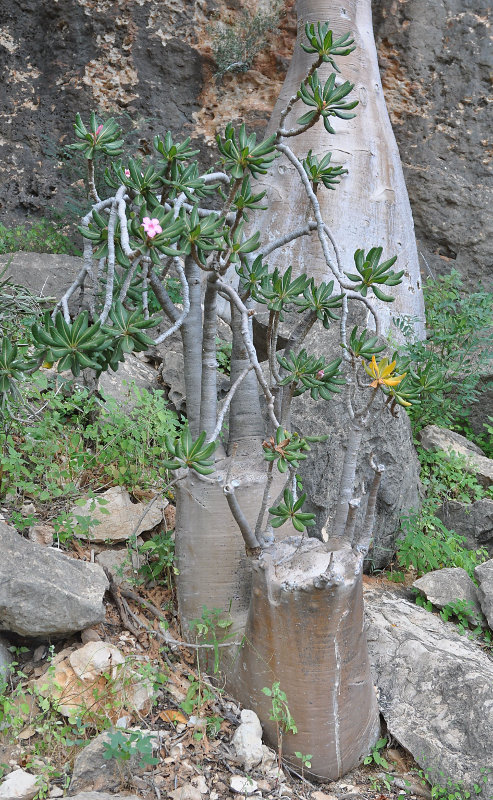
[257, 0, 425, 340]
[231, 536, 380, 781]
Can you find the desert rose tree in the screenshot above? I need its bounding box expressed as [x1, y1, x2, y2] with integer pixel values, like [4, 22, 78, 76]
[0, 20, 436, 781]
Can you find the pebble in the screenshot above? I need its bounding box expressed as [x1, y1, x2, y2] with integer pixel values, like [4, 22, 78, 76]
[230, 775, 258, 795]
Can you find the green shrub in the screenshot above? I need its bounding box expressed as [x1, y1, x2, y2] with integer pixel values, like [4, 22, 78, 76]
[395, 270, 493, 433]
[0, 219, 80, 256]
[211, 1, 283, 78]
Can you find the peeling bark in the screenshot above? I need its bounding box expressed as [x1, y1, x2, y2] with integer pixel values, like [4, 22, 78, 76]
[231, 536, 380, 781]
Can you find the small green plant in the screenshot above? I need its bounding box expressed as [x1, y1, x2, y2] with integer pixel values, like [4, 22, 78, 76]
[418, 449, 492, 506]
[363, 736, 390, 769]
[262, 682, 297, 773]
[216, 336, 232, 376]
[102, 729, 159, 769]
[294, 751, 312, 779]
[179, 675, 216, 716]
[397, 502, 489, 579]
[190, 605, 235, 674]
[439, 598, 484, 632]
[413, 766, 491, 799]
[138, 530, 177, 590]
[210, 1, 283, 78]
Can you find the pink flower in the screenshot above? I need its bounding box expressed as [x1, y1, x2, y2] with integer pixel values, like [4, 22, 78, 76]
[124, 168, 131, 177]
[93, 123, 104, 140]
[142, 217, 162, 238]
[316, 370, 325, 380]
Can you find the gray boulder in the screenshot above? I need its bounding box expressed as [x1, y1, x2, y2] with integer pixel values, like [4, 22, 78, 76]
[0, 252, 82, 301]
[0, 523, 108, 637]
[365, 589, 493, 796]
[0, 635, 13, 684]
[413, 567, 483, 624]
[418, 426, 493, 488]
[475, 559, 493, 630]
[437, 499, 493, 556]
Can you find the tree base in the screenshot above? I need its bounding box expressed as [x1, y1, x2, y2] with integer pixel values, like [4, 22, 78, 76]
[230, 536, 380, 781]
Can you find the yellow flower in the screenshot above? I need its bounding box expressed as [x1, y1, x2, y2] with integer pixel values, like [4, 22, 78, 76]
[363, 356, 406, 389]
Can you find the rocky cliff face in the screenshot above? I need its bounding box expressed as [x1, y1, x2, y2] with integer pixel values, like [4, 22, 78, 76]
[0, 0, 491, 287]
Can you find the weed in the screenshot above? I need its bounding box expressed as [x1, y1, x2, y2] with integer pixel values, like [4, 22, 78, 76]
[418, 448, 492, 505]
[397, 502, 489, 578]
[413, 766, 491, 799]
[262, 681, 297, 771]
[0, 220, 80, 256]
[363, 736, 391, 769]
[210, 1, 283, 78]
[398, 270, 493, 434]
[294, 751, 312, 779]
[216, 336, 232, 376]
[102, 729, 159, 768]
[138, 530, 177, 590]
[439, 598, 484, 631]
[179, 675, 216, 717]
[190, 605, 235, 675]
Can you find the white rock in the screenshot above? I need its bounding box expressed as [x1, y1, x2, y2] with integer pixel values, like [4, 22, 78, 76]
[169, 784, 203, 800]
[0, 768, 37, 800]
[69, 641, 124, 681]
[229, 775, 258, 795]
[71, 485, 167, 542]
[232, 709, 264, 770]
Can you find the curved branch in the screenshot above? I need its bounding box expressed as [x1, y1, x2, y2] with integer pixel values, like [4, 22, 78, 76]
[153, 258, 190, 343]
[217, 280, 280, 430]
[209, 365, 253, 444]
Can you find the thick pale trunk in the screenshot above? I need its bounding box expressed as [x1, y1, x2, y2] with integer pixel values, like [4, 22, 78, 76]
[256, 0, 425, 340]
[231, 536, 380, 781]
[175, 458, 293, 647]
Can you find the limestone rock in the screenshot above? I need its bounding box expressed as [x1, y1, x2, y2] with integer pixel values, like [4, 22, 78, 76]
[0, 635, 13, 684]
[169, 785, 203, 800]
[229, 776, 258, 795]
[231, 709, 264, 770]
[418, 426, 493, 487]
[98, 353, 159, 408]
[437, 499, 493, 556]
[27, 524, 54, 546]
[69, 730, 158, 794]
[34, 642, 154, 720]
[474, 559, 493, 630]
[95, 548, 142, 589]
[413, 567, 483, 623]
[71, 486, 167, 542]
[0, 769, 37, 800]
[366, 589, 493, 795]
[0, 523, 108, 637]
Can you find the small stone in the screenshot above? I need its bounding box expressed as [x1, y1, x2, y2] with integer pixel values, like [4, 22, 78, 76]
[232, 708, 264, 770]
[230, 775, 258, 795]
[20, 503, 36, 518]
[311, 793, 337, 800]
[256, 780, 272, 792]
[28, 525, 54, 546]
[80, 628, 101, 644]
[0, 768, 37, 800]
[169, 783, 203, 800]
[33, 645, 47, 662]
[191, 775, 208, 794]
[48, 788, 64, 798]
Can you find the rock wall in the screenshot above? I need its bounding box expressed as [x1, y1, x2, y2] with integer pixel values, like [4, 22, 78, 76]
[0, 0, 491, 287]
